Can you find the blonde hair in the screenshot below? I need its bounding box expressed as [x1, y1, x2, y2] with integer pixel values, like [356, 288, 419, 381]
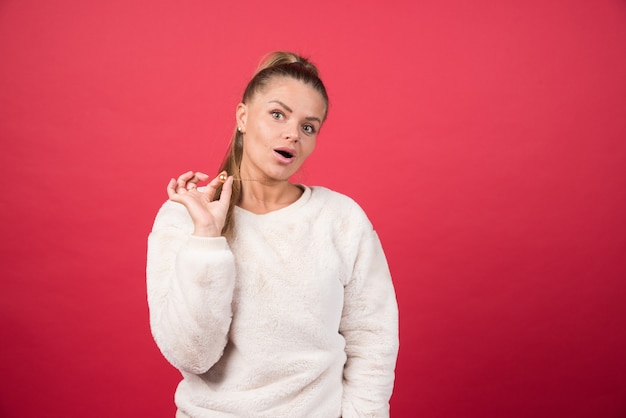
[215, 51, 329, 237]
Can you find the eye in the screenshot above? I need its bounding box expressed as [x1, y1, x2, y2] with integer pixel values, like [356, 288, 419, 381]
[271, 110, 284, 120]
[302, 124, 316, 135]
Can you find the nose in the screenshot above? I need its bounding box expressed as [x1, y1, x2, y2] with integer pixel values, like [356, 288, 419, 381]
[283, 128, 300, 143]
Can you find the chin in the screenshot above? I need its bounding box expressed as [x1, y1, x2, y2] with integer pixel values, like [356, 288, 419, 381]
[267, 168, 298, 181]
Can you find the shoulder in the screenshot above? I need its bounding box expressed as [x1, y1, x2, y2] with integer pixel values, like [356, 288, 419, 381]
[309, 186, 361, 208]
[308, 186, 361, 210]
[307, 186, 373, 230]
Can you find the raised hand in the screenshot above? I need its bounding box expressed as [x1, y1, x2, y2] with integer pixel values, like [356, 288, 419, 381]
[167, 170, 233, 237]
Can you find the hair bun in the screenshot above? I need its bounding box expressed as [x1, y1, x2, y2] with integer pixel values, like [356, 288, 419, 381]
[256, 51, 319, 77]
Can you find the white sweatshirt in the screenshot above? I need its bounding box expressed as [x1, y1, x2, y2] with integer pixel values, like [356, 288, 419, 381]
[147, 186, 399, 417]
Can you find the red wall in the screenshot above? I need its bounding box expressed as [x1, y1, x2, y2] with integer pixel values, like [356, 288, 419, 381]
[1, 1, 625, 417]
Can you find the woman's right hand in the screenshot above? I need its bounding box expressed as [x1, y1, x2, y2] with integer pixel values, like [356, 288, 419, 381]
[167, 170, 233, 237]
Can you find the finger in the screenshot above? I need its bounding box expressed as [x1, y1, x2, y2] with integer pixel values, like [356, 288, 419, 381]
[207, 171, 228, 187]
[176, 171, 195, 185]
[176, 171, 209, 192]
[176, 178, 193, 194]
[176, 171, 199, 191]
[167, 178, 183, 201]
[201, 171, 229, 200]
[186, 172, 210, 186]
[194, 172, 210, 182]
[218, 176, 234, 205]
[186, 172, 210, 191]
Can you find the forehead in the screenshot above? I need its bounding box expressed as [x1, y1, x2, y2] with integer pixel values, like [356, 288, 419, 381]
[251, 77, 326, 114]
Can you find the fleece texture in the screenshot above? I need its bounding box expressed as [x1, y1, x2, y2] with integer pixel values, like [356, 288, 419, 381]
[147, 186, 399, 417]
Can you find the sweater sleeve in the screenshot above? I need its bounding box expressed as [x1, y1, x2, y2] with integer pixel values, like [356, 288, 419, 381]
[146, 200, 236, 374]
[340, 227, 399, 418]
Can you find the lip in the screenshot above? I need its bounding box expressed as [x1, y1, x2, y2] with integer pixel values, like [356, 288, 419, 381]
[273, 147, 297, 164]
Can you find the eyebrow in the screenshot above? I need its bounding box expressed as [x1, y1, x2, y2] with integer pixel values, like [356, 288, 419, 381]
[269, 100, 322, 124]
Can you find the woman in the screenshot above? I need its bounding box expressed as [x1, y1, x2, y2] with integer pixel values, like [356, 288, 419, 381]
[147, 51, 399, 417]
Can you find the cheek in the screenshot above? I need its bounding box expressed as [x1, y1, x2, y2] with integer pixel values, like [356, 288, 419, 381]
[301, 140, 316, 158]
[255, 120, 275, 142]
[246, 121, 271, 147]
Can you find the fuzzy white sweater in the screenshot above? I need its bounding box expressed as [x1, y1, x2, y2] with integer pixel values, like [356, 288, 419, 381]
[147, 186, 399, 417]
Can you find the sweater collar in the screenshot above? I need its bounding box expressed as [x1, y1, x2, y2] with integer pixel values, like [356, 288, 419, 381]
[234, 185, 311, 221]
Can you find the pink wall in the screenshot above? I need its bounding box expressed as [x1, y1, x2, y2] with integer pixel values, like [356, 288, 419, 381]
[1, 0, 625, 417]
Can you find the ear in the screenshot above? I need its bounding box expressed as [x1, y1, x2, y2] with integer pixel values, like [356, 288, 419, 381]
[236, 103, 247, 133]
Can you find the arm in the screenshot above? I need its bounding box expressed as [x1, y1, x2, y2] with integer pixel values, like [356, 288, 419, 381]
[340, 229, 399, 418]
[146, 201, 236, 374]
[146, 171, 236, 374]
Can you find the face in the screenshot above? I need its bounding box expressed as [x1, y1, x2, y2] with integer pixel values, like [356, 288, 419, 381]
[236, 77, 326, 182]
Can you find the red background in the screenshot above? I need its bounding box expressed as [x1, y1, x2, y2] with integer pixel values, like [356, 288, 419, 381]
[1, 0, 625, 417]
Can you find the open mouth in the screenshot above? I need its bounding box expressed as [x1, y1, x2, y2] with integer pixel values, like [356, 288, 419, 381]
[275, 149, 294, 159]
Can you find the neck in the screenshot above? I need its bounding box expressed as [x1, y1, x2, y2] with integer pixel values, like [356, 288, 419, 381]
[239, 180, 303, 214]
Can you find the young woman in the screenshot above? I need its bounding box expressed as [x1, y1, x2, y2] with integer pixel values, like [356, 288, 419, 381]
[147, 51, 399, 417]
